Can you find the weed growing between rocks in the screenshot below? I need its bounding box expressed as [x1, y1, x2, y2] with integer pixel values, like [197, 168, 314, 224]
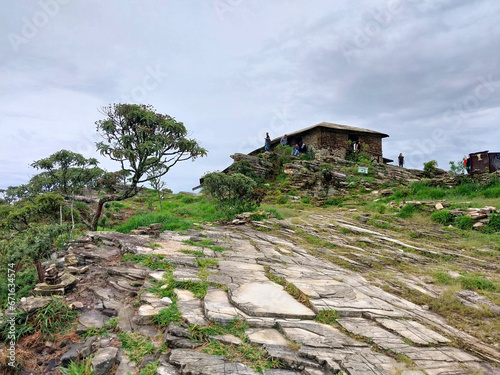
[118, 332, 156, 364]
[121, 253, 174, 270]
[0, 297, 78, 342]
[139, 359, 160, 375]
[315, 309, 340, 325]
[58, 357, 93, 375]
[182, 239, 231, 252]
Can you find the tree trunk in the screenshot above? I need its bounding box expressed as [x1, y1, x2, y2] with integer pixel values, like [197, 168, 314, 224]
[34, 259, 45, 283]
[90, 187, 138, 231]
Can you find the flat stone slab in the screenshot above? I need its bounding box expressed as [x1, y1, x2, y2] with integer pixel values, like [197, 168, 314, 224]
[336, 317, 407, 351]
[175, 289, 209, 326]
[118, 306, 137, 333]
[134, 304, 163, 325]
[173, 267, 203, 282]
[79, 310, 105, 329]
[341, 348, 404, 375]
[17, 296, 52, 313]
[150, 271, 168, 281]
[229, 282, 316, 319]
[376, 318, 451, 345]
[92, 347, 118, 375]
[278, 320, 367, 349]
[246, 328, 290, 346]
[204, 288, 240, 326]
[169, 349, 257, 375]
[210, 333, 243, 346]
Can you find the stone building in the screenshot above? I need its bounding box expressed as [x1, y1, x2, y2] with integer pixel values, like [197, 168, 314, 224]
[250, 122, 391, 163]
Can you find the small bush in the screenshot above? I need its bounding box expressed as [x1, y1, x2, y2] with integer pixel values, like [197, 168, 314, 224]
[459, 275, 497, 291]
[396, 204, 418, 218]
[203, 172, 263, 219]
[483, 187, 500, 198]
[423, 160, 438, 176]
[486, 213, 500, 233]
[276, 195, 290, 205]
[301, 196, 311, 204]
[455, 216, 474, 230]
[431, 210, 453, 225]
[324, 197, 343, 207]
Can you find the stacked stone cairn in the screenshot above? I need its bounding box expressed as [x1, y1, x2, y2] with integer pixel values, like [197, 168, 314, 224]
[44, 264, 62, 285]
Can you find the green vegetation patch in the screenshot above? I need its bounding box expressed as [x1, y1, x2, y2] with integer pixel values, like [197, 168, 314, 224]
[0, 297, 78, 342]
[58, 357, 93, 375]
[434, 271, 497, 292]
[118, 332, 156, 364]
[202, 340, 281, 373]
[182, 239, 230, 252]
[315, 309, 340, 325]
[121, 253, 174, 270]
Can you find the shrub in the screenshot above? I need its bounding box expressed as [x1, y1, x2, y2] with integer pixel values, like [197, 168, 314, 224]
[228, 160, 260, 181]
[203, 172, 264, 219]
[275, 195, 290, 205]
[301, 196, 311, 204]
[486, 212, 500, 232]
[431, 210, 453, 225]
[423, 160, 438, 176]
[455, 216, 474, 230]
[324, 197, 343, 207]
[396, 204, 418, 218]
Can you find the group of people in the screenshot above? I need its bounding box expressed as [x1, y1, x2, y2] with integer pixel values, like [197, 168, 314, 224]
[266, 133, 409, 168]
[264, 133, 307, 156]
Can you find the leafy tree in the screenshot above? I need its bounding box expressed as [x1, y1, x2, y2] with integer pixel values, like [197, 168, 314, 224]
[30, 150, 102, 230]
[91, 103, 206, 230]
[449, 160, 466, 175]
[30, 150, 101, 196]
[203, 172, 263, 219]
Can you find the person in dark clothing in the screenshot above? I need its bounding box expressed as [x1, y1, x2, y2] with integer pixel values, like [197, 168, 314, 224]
[264, 133, 271, 152]
[465, 155, 471, 174]
[398, 153, 405, 168]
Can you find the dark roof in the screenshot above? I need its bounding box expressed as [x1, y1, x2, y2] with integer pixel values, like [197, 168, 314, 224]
[290, 122, 389, 138]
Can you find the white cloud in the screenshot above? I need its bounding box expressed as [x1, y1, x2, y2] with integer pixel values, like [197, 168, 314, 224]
[1, 0, 499, 192]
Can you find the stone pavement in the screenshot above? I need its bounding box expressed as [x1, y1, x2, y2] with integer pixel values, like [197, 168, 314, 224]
[58, 216, 500, 375]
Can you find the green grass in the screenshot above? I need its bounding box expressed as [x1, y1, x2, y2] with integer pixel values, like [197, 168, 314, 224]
[196, 258, 219, 268]
[58, 357, 93, 375]
[152, 304, 182, 326]
[202, 340, 281, 373]
[139, 360, 160, 375]
[182, 239, 230, 252]
[118, 332, 156, 364]
[111, 194, 225, 233]
[121, 253, 174, 270]
[178, 249, 205, 257]
[396, 204, 419, 218]
[315, 309, 340, 325]
[0, 297, 78, 341]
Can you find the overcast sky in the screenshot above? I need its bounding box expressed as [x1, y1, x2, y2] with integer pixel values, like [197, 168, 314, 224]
[1, 0, 499, 193]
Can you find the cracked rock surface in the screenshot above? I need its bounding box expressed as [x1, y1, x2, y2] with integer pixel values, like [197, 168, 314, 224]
[38, 212, 500, 375]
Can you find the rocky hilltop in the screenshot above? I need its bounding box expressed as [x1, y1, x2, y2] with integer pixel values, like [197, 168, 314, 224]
[15, 207, 500, 375]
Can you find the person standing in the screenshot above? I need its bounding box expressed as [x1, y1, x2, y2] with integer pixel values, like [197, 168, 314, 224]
[398, 153, 405, 167]
[280, 134, 288, 146]
[265, 133, 271, 152]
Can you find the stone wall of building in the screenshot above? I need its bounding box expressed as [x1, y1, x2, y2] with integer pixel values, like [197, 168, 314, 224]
[358, 134, 383, 161]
